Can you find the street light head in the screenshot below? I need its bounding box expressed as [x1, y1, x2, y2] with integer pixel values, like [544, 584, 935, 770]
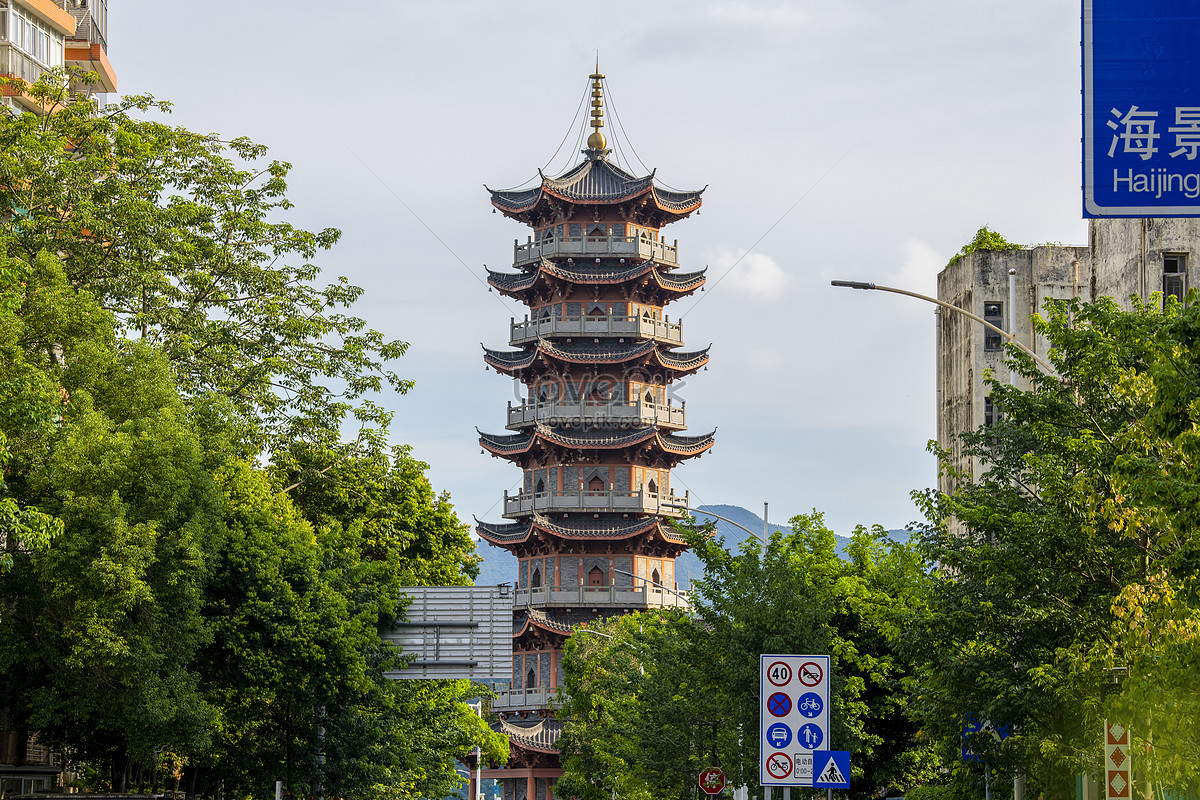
[830, 280, 876, 290]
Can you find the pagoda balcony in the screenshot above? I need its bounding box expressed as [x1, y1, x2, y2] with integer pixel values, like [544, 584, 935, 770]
[510, 313, 683, 346]
[514, 234, 679, 268]
[491, 686, 557, 712]
[505, 398, 686, 430]
[512, 583, 692, 611]
[501, 488, 688, 519]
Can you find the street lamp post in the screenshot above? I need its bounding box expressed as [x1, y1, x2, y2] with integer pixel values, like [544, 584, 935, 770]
[830, 280, 1056, 375]
[661, 504, 768, 544]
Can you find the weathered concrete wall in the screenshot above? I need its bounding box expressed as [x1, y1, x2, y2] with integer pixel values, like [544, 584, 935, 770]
[936, 245, 1090, 498]
[1090, 217, 1200, 306]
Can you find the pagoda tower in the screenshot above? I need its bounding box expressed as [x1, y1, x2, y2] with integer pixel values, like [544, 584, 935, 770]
[474, 71, 713, 800]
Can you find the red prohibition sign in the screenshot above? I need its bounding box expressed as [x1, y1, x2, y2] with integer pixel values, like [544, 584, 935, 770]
[766, 752, 793, 780]
[767, 661, 792, 687]
[798, 661, 824, 687]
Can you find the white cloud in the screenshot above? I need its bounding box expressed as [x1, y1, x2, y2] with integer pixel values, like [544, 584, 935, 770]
[710, 249, 791, 299]
[707, 2, 808, 28]
[892, 238, 946, 296]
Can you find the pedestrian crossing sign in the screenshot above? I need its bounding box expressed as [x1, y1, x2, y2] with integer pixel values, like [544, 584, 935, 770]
[812, 750, 851, 789]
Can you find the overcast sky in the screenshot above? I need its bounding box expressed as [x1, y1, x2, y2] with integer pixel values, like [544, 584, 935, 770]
[112, 0, 1088, 534]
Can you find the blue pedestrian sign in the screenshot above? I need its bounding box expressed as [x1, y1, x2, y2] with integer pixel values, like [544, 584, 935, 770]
[766, 723, 792, 749]
[812, 751, 851, 789]
[1084, 0, 1200, 216]
[797, 723, 824, 750]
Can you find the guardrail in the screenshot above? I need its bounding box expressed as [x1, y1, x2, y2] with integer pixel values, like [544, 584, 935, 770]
[510, 314, 683, 345]
[506, 399, 686, 430]
[514, 234, 679, 267]
[502, 488, 688, 518]
[512, 584, 691, 610]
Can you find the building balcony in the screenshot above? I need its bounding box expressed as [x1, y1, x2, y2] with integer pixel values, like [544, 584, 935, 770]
[506, 398, 686, 431]
[501, 488, 688, 519]
[491, 686, 557, 713]
[65, 41, 116, 92]
[512, 583, 691, 610]
[510, 313, 683, 346]
[514, 234, 679, 268]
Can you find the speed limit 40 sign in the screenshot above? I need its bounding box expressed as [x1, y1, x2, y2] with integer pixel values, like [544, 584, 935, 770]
[760, 654, 830, 787]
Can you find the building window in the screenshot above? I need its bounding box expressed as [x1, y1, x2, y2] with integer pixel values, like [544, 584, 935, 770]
[1164, 253, 1187, 305]
[588, 566, 605, 586]
[983, 302, 1004, 351]
[984, 396, 1000, 427]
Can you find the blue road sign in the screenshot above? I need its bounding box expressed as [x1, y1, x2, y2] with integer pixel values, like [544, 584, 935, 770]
[812, 751, 851, 789]
[767, 692, 792, 717]
[797, 723, 824, 750]
[1084, 0, 1200, 216]
[766, 723, 792, 749]
[797, 692, 823, 718]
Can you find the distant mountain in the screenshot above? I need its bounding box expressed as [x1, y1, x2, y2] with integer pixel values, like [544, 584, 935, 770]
[472, 504, 911, 588]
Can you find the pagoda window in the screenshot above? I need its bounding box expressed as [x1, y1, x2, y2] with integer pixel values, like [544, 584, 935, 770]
[536, 385, 551, 403]
[587, 223, 606, 237]
[587, 302, 606, 319]
[535, 478, 545, 495]
[588, 566, 606, 586]
[531, 566, 542, 587]
[647, 478, 658, 495]
[527, 667, 537, 689]
[588, 476, 605, 493]
[651, 568, 661, 586]
[644, 390, 653, 404]
[590, 379, 611, 400]
[540, 306, 552, 320]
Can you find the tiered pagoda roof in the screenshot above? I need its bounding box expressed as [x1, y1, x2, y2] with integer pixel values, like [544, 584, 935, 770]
[482, 339, 709, 380]
[477, 424, 715, 467]
[488, 157, 704, 227]
[476, 513, 687, 547]
[487, 259, 707, 302]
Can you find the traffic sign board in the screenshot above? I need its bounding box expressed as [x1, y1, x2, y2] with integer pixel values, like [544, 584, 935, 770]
[766, 752, 792, 780]
[767, 661, 792, 686]
[1105, 721, 1131, 799]
[698, 767, 726, 795]
[812, 751, 851, 789]
[766, 723, 792, 749]
[797, 723, 824, 750]
[760, 655, 830, 787]
[797, 692, 823, 718]
[767, 692, 792, 717]
[798, 661, 824, 686]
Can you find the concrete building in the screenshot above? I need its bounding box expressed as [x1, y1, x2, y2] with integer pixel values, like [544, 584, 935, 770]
[936, 218, 1200, 497]
[1, 0, 116, 113]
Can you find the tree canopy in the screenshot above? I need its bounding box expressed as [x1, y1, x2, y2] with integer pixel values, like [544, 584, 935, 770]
[557, 515, 936, 800]
[0, 75, 502, 800]
[908, 293, 1200, 796]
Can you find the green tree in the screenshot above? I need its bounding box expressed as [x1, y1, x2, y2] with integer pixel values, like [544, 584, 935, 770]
[558, 516, 936, 800]
[909, 294, 1200, 796]
[0, 73, 410, 450]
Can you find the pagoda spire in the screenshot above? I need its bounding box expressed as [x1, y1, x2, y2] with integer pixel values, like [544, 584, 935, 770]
[586, 67, 607, 155]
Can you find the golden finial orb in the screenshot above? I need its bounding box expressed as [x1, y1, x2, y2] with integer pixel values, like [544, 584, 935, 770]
[588, 69, 606, 151]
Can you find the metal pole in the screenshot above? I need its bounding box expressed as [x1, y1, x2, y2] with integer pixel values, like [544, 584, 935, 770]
[1008, 268, 1018, 386]
[472, 700, 483, 800]
[764, 502, 768, 541]
[783, 788, 790, 800]
[830, 280, 1055, 374]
